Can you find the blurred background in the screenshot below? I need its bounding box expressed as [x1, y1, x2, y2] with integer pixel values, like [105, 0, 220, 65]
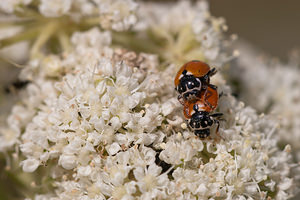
[210, 0, 300, 61]
[211, 1, 300, 199]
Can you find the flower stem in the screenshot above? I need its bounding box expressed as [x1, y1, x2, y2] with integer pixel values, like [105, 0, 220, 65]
[112, 31, 164, 58]
[30, 20, 60, 58]
[0, 25, 42, 48]
[58, 30, 71, 52]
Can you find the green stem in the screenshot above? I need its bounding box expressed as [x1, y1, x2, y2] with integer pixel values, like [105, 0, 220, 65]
[14, 6, 42, 18]
[0, 25, 42, 48]
[58, 30, 71, 52]
[30, 20, 60, 58]
[0, 19, 35, 28]
[80, 16, 101, 26]
[112, 31, 164, 57]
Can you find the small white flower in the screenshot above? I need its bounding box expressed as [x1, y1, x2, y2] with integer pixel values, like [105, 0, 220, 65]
[0, 0, 32, 13]
[39, 0, 72, 17]
[139, 103, 162, 132]
[134, 163, 168, 197]
[160, 139, 201, 165]
[96, 0, 138, 31]
[110, 116, 122, 130]
[58, 154, 77, 170]
[78, 165, 92, 177]
[42, 55, 63, 77]
[0, 127, 20, 151]
[21, 158, 40, 172]
[161, 98, 179, 116]
[126, 92, 145, 109]
[71, 28, 112, 49]
[107, 142, 121, 155]
[98, 59, 114, 77]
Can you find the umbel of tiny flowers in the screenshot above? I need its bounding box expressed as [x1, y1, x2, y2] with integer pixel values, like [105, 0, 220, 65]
[0, 27, 298, 199]
[228, 43, 300, 185]
[0, 1, 299, 200]
[0, 0, 234, 67]
[0, 0, 138, 58]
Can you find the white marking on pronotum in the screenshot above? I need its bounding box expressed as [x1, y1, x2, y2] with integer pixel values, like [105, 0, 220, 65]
[186, 71, 193, 76]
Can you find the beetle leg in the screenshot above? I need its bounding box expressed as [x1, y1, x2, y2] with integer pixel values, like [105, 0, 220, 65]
[210, 112, 223, 118]
[177, 94, 185, 105]
[213, 119, 225, 140]
[208, 84, 218, 91]
[202, 75, 209, 85]
[210, 113, 226, 125]
[203, 89, 213, 109]
[184, 105, 192, 118]
[218, 91, 228, 98]
[207, 135, 213, 141]
[207, 67, 217, 77]
[219, 91, 224, 98]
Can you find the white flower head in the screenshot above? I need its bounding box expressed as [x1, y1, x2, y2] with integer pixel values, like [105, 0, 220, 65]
[0, 0, 32, 13]
[0, 1, 299, 200]
[96, 0, 138, 31]
[230, 42, 300, 164]
[39, 0, 72, 17]
[136, 0, 231, 66]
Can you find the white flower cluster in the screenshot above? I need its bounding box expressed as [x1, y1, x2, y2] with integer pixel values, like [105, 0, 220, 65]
[0, 0, 138, 31]
[96, 0, 138, 31]
[0, 0, 31, 13]
[230, 42, 300, 164]
[136, 1, 231, 66]
[0, 27, 298, 199]
[0, 1, 299, 199]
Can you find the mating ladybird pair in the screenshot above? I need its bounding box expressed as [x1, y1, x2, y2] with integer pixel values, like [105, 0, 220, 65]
[174, 60, 223, 139]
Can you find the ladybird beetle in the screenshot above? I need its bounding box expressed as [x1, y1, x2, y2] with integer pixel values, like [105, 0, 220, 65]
[188, 111, 223, 139]
[183, 84, 223, 139]
[174, 60, 217, 104]
[183, 85, 219, 119]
